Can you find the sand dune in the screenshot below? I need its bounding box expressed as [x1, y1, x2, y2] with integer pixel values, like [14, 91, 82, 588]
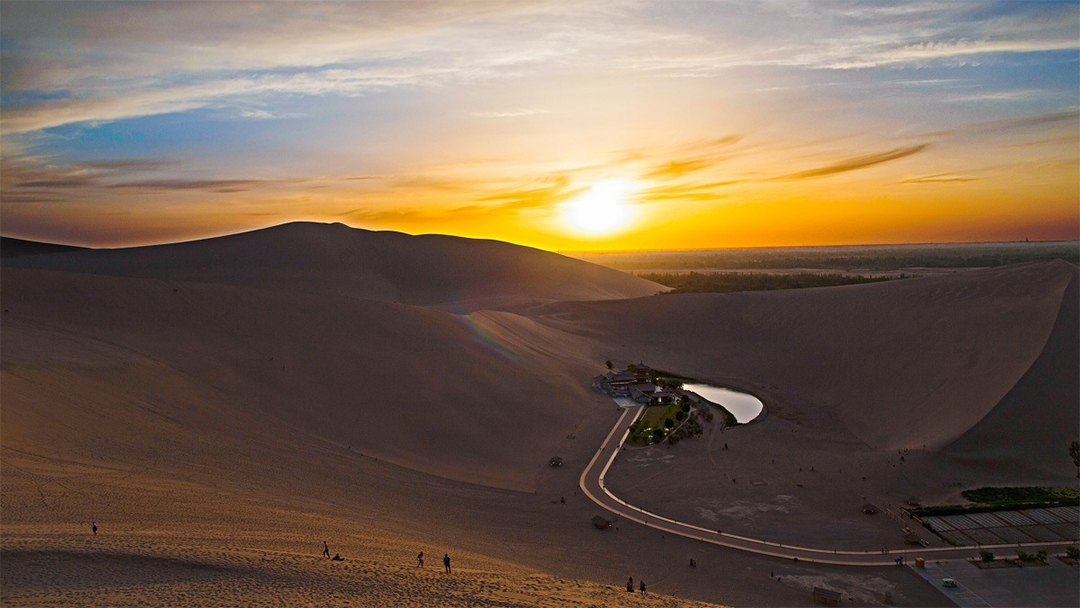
[2, 228, 1074, 606]
[0, 237, 88, 259]
[1, 499, 721, 608]
[532, 260, 1078, 470]
[551, 260, 1077, 557]
[2, 222, 665, 310]
[943, 271, 1078, 479]
[1, 267, 602, 492]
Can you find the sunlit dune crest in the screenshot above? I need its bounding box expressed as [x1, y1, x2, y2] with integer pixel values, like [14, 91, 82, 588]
[2, 0, 1079, 605]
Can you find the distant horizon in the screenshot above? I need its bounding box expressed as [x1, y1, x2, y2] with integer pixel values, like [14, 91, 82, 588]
[2, 219, 1077, 255]
[2, 2, 1077, 252]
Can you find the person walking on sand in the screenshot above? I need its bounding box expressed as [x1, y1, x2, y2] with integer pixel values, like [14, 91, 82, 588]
[640, 580, 647, 595]
[417, 551, 424, 567]
[443, 553, 451, 574]
[626, 577, 634, 592]
[323, 541, 330, 559]
[92, 521, 97, 536]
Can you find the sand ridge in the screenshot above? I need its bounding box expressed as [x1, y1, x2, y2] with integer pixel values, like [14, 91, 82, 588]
[2, 225, 1074, 606]
[2, 222, 666, 311]
[529, 260, 1079, 468]
[1, 266, 602, 492]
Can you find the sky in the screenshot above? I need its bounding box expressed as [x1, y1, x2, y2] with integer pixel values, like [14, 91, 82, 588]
[1, 0, 1078, 251]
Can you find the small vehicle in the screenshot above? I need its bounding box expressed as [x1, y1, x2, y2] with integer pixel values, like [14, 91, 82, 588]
[942, 578, 957, 588]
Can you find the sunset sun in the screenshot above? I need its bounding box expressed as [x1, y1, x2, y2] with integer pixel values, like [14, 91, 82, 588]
[565, 179, 636, 234]
[3, 2, 1078, 606]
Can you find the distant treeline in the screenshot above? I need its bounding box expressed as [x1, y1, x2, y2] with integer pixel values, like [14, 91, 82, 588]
[639, 271, 897, 294]
[572, 241, 1080, 272]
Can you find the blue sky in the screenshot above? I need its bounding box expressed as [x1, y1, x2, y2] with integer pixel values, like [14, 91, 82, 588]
[1, 1, 1077, 249]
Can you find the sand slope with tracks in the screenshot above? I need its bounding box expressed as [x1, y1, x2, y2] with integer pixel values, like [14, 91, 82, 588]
[533, 260, 1078, 475]
[3, 225, 1073, 606]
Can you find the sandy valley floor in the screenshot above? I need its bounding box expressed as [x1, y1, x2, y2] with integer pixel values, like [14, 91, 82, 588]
[2, 225, 1075, 606]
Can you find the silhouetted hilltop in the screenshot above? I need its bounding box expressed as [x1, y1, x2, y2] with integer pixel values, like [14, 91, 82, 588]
[0, 236, 88, 259]
[2, 222, 664, 310]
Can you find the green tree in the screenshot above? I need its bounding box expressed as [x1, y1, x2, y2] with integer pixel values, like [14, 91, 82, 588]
[606, 360, 613, 370]
[664, 418, 675, 429]
[979, 550, 994, 563]
[1070, 440, 1079, 477]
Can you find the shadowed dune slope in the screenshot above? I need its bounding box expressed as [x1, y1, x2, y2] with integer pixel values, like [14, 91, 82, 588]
[942, 272, 1079, 479]
[1, 267, 600, 492]
[1, 222, 664, 310]
[0, 237, 87, 259]
[531, 261, 1078, 473]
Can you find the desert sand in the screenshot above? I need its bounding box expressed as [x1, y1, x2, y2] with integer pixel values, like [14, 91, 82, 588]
[3, 222, 664, 311]
[2, 222, 1075, 606]
[549, 260, 1078, 551]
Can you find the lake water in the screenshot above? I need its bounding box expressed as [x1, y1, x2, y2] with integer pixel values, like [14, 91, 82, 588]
[681, 383, 764, 423]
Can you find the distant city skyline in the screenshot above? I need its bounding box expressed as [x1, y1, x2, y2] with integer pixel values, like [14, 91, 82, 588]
[2, 1, 1078, 250]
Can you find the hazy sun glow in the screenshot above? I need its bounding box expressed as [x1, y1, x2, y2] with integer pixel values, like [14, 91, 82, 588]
[1, 2, 1077, 250]
[565, 179, 636, 234]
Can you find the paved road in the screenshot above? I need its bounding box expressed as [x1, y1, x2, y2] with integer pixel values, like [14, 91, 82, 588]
[579, 406, 1074, 567]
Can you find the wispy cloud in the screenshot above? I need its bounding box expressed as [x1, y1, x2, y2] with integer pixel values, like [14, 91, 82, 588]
[2, 2, 1077, 247]
[1, 154, 176, 202]
[635, 136, 744, 179]
[332, 176, 586, 225]
[4, 1, 1073, 136]
[0, 153, 322, 197]
[776, 144, 930, 180]
[238, 109, 294, 120]
[899, 172, 982, 184]
[1000, 135, 1079, 148]
[108, 179, 267, 193]
[923, 110, 1079, 138]
[469, 108, 549, 118]
[0, 2, 615, 134]
[877, 37, 1080, 64]
[644, 157, 718, 179]
[474, 176, 586, 212]
[638, 180, 739, 202]
[945, 89, 1045, 103]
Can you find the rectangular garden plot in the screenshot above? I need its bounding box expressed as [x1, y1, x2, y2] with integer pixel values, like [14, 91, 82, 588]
[939, 530, 976, 546]
[1047, 522, 1079, 541]
[1021, 524, 1067, 543]
[1020, 509, 1067, 525]
[1047, 506, 1080, 522]
[921, 516, 954, 532]
[942, 515, 981, 530]
[994, 510, 1037, 527]
[967, 512, 1007, 528]
[988, 526, 1036, 544]
[963, 528, 1007, 546]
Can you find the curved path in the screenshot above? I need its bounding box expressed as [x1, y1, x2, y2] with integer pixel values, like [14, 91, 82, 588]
[579, 406, 1074, 567]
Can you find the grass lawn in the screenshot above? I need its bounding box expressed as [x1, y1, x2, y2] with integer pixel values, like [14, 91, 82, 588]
[628, 403, 687, 445]
[961, 486, 1078, 504]
[640, 403, 681, 428]
[910, 486, 1080, 518]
